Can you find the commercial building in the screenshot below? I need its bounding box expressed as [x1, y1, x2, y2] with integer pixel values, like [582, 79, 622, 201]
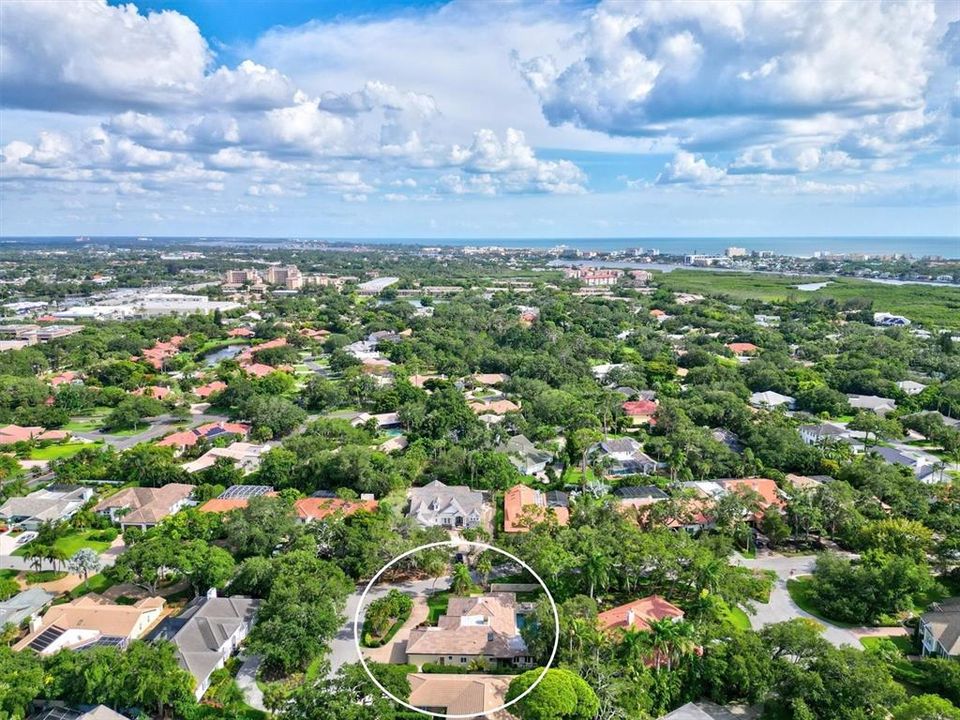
[223, 269, 258, 284]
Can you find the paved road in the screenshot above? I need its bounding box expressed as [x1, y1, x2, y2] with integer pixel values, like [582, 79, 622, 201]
[236, 655, 266, 712]
[329, 575, 451, 677]
[733, 552, 863, 648]
[75, 412, 230, 450]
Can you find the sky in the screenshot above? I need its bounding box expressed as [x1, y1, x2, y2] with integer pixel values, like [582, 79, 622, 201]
[1, 0, 959, 239]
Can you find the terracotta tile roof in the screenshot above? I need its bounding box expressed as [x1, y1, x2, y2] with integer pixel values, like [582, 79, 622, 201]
[198, 492, 277, 513]
[718, 477, 784, 508]
[294, 498, 377, 522]
[157, 430, 200, 448]
[36, 429, 70, 441]
[622, 400, 658, 416]
[193, 380, 227, 399]
[0, 424, 44, 444]
[727, 342, 759, 354]
[406, 593, 521, 658]
[49, 371, 80, 386]
[133, 386, 171, 400]
[243, 363, 277, 378]
[503, 484, 569, 533]
[198, 498, 251, 513]
[597, 595, 684, 633]
[468, 399, 520, 415]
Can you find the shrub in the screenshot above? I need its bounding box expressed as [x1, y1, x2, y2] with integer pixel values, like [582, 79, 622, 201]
[89, 528, 119, 543]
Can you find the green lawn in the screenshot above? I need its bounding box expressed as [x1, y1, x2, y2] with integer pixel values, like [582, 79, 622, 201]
[25, 570, 66, 584]
[14, 530, 114, 557]
[29, 441, 99, 461]
[69, 572, 115, 598]
[64, 406, 111, 432]
[657, 270, 960, 328]
[426, 591, 451, 624]
[786, 577, 858, 628]
[860, 635, 915, 654]
[103, 424, 151, 437]
[726, 605, 753, 631]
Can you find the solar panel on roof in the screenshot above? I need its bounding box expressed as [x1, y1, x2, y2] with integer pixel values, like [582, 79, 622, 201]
[217, 485, 272, 499]
[29, 624, 66, 652]
[77, 635, 127, 650]
[28, 709, 83, 720]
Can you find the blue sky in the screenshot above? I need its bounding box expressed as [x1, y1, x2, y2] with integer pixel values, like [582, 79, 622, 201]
[1, 0, 958, 239]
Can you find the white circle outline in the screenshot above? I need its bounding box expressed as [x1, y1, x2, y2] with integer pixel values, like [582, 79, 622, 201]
[353, 539, 560, 719]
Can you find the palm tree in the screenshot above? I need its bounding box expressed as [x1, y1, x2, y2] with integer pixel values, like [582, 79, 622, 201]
[475, 552, 493, 589]
[617, 627, 653, 666]
[583, 552, 611, 600]
[45, 546, 68, 573]
[648, 618, 677, 671]
[450, 563, 473, 595]
[23, 544, 48, 572]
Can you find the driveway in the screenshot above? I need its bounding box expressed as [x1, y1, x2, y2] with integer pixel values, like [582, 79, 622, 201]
[329, 575, 451, 676]
[363, 595, 429, 664]
[734, 552, 863, 648]
[236, 655, 266, 712]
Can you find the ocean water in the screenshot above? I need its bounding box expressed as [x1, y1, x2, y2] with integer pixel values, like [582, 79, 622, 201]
[2, 235, 958, 258]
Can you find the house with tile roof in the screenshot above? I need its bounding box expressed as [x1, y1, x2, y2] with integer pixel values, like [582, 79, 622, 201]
[294, 497, 378, 523]
[181, 442, 266, 474]
[0, 424, 44, 445]
[93, 483, 195, 530]
[503, 484, 569, 533]
[622, 399, 658, 426]
[406, 593, 532, 669]
[13, 594, 165, 655]
[156, 421, 250, 453]
[469, 399, 520, 415]
[192, 380, 227, 399]
[598, 595, 684, 634]
[197, 485, 276, 513]
[407, 674, 516, 719]
[726, 342, 759, 356]
[132, 385, 171, 400]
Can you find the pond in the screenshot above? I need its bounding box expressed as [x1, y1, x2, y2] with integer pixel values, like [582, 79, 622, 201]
[203, 344, 245, 366]
[795, 281, 832, 291]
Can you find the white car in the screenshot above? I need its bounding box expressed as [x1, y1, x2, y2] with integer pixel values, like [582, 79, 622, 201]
[14, 531, 36, 545]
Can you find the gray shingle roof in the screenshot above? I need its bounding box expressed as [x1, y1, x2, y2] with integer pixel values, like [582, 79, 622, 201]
[0, 587, 56, 628]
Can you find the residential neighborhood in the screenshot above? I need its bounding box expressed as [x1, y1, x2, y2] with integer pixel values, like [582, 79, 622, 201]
[0, 240, 958, 720]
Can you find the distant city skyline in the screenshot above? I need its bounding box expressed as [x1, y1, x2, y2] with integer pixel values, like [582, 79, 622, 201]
[1, 0, 959, 238]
